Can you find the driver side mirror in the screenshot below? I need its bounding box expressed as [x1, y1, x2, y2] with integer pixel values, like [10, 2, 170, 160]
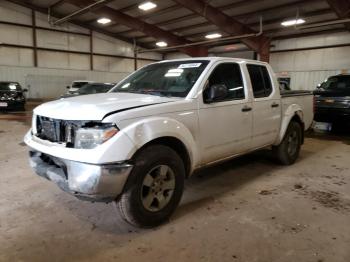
[66, 86, 70, 89]
[203, 84, 228, 103]
[23, 88, 28, 92]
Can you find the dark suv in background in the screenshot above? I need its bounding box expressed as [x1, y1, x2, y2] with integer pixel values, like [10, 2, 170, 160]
[0, 82, 27, 111]
[314, 74, 350, 125]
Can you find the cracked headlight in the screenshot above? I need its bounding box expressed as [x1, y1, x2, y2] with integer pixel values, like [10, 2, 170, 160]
[74, 125, 119, 149]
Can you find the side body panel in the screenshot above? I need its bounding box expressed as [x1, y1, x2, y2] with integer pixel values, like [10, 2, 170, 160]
[196, 60, 253, 164]
[248, 64, 282, 148]
[106, 100, 201, 171]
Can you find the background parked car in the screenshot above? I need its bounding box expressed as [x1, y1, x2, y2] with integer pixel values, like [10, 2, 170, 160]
[0, 81, 27, 111]
[61, 82, 115, 98]
[314, 74, 350, 126]
[65, 80, 94, 95]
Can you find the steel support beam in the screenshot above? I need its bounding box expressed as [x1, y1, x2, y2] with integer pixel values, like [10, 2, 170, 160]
[136, 9, 333, 43]
[89, 29, 93, 70]
[121, 0, 318, 36]
[49, 0, 67, 10]
[326, 0, 350, 31]
[119, 0, 265, 35]
[172, 0, 270, 61]
[31, 10, 38, 67]
[134, 50, 138, 71]
[51, 0, 116, 25]
[176, 9, 332, 36]
[64, 0, 207, 56]
[6, 0, 150, 49]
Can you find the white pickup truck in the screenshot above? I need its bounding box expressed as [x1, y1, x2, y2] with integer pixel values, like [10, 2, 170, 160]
[24, 57, 313, 227]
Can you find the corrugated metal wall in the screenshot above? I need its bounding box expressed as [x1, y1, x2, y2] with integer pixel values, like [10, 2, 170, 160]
[270, 32, 350, 90]
[0, 65, 130, 99]
[286, 70, 341, 90]
[0, 1, 161, 99]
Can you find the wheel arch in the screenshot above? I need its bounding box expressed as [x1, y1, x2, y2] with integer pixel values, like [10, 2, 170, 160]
[120, 117, 198, 176]
[135, 136, 192, 178]
[275, 105, 305, 145]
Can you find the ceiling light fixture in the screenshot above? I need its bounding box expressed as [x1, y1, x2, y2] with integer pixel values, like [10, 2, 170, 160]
[205, 33, 222, 39]
[138, 1, 157, 11]
[156, 41, 167, 47]
[281, 19, 305, 27]
[97, 17, 111, 24]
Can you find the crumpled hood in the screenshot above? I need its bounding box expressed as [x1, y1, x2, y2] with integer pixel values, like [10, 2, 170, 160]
[34, 93, 178, 120]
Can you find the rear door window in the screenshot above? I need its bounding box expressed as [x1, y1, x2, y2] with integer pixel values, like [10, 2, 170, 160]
[247, 64, 273, 98]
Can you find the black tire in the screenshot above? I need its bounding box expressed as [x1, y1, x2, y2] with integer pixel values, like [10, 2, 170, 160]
[116, 144, 185, 228]
[273, 121, 302, 165]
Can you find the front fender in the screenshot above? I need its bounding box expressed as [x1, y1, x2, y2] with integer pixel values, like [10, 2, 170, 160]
[274, 104, 303, 145]
[119, 117, 199, 170]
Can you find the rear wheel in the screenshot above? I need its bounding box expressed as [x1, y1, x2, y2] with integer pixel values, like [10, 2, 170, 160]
[273, 121, 302, 165]
[116, 145, 185, 228]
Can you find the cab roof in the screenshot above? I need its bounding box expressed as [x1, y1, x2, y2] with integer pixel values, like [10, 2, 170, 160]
[159, 57, 268, 66]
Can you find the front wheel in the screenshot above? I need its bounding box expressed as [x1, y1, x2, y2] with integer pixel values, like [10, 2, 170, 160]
[116, 145, 185, 228]
[273, 121, 302, 165]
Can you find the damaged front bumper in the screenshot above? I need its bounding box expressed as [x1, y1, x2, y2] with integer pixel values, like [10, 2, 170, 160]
[29, 150, 133, 202]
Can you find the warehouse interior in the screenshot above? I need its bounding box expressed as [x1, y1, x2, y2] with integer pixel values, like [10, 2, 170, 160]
[0, 0, 350, 261]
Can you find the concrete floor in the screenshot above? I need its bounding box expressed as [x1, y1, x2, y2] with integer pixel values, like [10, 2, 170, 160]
[1, 108, 350, 262]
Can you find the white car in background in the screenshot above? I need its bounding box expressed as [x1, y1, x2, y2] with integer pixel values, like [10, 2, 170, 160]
[24, 57, 314, 228]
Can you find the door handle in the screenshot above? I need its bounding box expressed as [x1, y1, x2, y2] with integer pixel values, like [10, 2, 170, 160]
[241, 106, 252, 112]
[271, 103, 279, 108]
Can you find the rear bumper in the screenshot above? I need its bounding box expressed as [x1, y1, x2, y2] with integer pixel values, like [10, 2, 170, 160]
[314, 107, 350, 123]
[29, 150, 133, 202]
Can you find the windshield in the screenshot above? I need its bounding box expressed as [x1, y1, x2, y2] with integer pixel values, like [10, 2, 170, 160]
[111, 60, 210, 97]
[78, 83, 114, 94]
[0, 82, 22, 91]
[320, 76, 350, 90]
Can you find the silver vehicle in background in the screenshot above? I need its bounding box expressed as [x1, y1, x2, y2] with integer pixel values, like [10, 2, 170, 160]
[61, 82, 115, 98]
[66, 80, 94, 94]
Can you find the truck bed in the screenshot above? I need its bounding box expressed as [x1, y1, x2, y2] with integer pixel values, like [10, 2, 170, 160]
[281, 90, 314, 130]
[281, 90, 313, 97]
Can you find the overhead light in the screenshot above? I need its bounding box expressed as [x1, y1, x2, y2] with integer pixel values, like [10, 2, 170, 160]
[156, 41, 167, 47]
[97, 17, 111, 24]
[205, 33, 222, 39]
[281, 19, 305, 27]
[138, 1, 157, 11]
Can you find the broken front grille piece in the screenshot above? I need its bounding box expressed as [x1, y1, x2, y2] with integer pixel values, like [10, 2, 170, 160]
[35, 116, 95, 147]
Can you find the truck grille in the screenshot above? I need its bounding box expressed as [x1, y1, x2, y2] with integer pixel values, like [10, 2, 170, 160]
[36, 116, 69, 143]
[35, 116, 103, 146]
[315, 97, 350, 109]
